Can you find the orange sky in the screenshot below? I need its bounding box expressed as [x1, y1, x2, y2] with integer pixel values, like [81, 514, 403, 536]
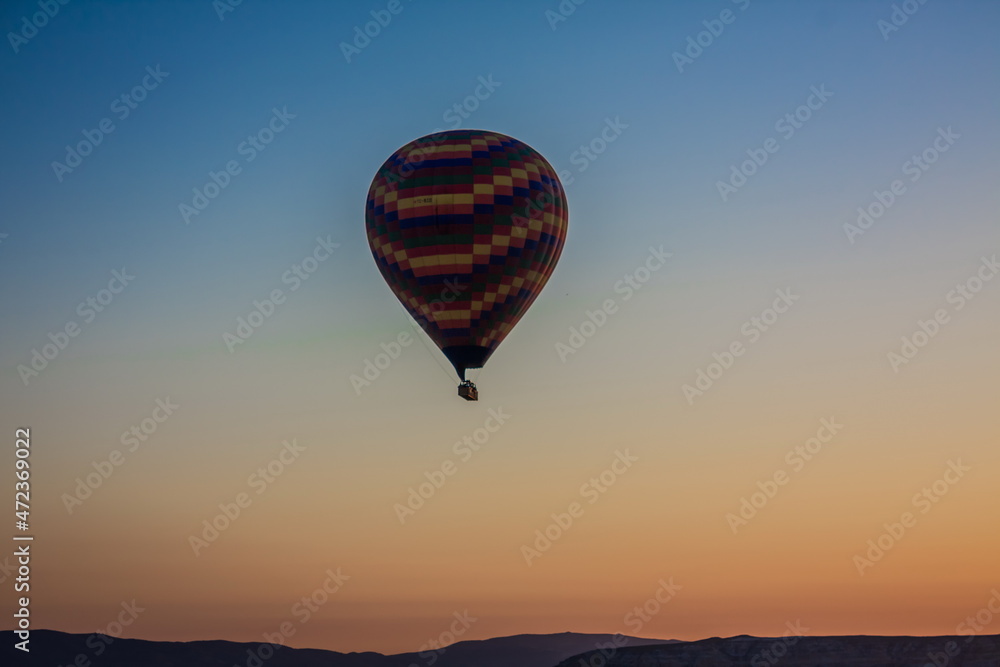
[10, 306, 1000, 652]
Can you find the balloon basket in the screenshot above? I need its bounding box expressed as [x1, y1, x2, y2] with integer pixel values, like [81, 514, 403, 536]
[458, 381, 479, 401]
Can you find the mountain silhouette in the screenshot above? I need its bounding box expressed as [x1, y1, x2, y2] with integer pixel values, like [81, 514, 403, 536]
[2, 630, 677, 667]
[7, 630, 1000, 666]
[556, 633, 1000, 666]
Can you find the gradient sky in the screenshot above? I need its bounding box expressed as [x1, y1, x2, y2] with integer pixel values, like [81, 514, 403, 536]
[2, 0, 999, 656]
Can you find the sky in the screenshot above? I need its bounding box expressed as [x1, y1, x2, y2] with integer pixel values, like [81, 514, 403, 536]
[2, 0, 999, 656]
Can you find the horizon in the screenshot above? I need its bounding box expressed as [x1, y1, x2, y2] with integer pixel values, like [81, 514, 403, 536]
[14, 627, 1000, 653]
[12, 629, 1000, 667]
[2, 0, 999, 658]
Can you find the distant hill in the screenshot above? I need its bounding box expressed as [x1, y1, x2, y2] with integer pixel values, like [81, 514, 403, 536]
[9, 630, 999, 666]
[556, 633, 1000, 666]
[1, 630, 678, 667]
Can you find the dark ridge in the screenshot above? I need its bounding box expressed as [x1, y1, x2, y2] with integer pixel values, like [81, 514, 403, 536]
[555, 633, 1000, 666]
[1, 630, 677, 667]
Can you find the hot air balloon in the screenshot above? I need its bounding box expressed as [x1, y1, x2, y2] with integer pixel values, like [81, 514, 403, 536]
[365, 130, 569, 400]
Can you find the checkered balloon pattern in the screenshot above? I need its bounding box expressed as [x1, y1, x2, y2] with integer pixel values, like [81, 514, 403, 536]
[366, 130, 569, 379]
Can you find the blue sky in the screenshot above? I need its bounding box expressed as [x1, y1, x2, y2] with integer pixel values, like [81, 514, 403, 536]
[3, 0, 998, 348]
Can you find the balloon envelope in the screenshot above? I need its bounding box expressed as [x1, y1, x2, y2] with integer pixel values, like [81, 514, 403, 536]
[366, 130, 569, 380]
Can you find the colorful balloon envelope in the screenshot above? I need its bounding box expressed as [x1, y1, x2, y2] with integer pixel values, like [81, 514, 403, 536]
[365, 130, 569, 398]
